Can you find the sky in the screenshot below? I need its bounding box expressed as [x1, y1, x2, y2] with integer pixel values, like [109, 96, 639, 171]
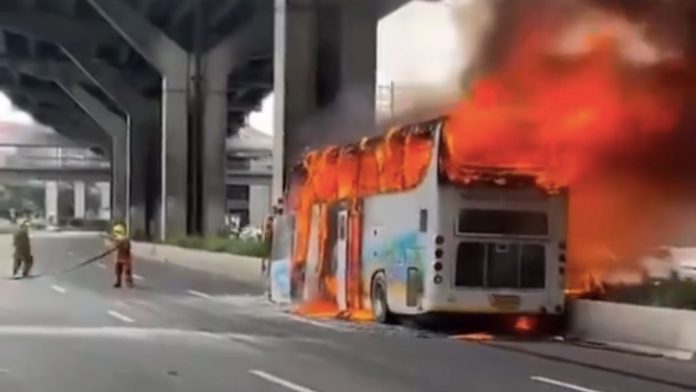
[0, 92, 36, 125]
[247, 94, 274, 135]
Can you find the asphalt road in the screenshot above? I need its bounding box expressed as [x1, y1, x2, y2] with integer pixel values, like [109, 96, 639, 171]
[0, 233, 692, 392]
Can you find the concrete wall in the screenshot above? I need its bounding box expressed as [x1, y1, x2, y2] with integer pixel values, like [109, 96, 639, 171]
[131, 242, 262, 285]
[568, 300, 696, 360]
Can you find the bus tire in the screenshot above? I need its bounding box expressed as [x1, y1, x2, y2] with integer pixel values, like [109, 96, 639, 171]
[371, 273, 395, 324]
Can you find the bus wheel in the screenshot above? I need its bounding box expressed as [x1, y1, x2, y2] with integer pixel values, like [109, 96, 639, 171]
[371, 274, 395, 324]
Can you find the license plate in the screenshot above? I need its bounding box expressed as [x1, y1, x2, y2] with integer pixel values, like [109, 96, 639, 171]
[489, 295, 521, 310]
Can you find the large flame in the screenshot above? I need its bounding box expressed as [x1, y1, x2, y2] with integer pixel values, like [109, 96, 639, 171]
[288, 126, 434, 319]
[443, 1, 696, 289]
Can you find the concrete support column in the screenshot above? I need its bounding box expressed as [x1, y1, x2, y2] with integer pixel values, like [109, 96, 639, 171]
[249, 185, 271, 228]
[73, 181, 86, 219]
[112, 134, 128, 224]
[57, 83, 129, 225]
[129, 124, 151, 238]
[45, 181, 58, 225]
[86, 0, 189, 241]
[200, 43, 232, 237]
[160, 74, 189, 240]
[273, 0, 318, 201]
[97, 182, 111, 219]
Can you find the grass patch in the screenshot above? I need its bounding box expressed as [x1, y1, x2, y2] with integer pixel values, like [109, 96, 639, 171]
[166, 236, 267, 258]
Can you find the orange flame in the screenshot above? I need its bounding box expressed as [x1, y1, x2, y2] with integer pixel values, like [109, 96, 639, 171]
[442, 5, 695, 289]
[514, 316, 536, 334]
[287, 126, 434, 318]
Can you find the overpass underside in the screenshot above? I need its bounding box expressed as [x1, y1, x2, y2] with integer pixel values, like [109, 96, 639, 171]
[0, 0, 276, 240]
[0, 0, 405, 240]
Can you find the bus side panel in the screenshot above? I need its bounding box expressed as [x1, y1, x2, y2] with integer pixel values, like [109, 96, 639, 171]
[360, 124, 442, 315]
[269, 215, 294, 304]
[362, 193, 426, 315]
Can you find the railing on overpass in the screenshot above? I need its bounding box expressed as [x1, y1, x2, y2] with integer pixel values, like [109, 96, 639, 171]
[3, 155, 110, 169]
[0, 155, 272, 185]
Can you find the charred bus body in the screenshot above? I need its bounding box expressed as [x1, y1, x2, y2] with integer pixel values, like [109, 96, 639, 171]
[269, 116, 568, 327]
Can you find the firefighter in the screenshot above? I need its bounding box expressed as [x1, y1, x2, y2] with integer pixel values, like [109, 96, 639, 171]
[12, 218, 33, 278]
[109, 223, 133, 288]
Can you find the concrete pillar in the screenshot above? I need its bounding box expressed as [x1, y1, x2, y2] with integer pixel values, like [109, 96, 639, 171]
[198, 4, 272, 237]
[45, 181, 58, 225]
[73, 181, 86, 219]
[273, 0, 318, 201]
[160, 75, 189, 240]
[112, 134, 128, 224]
[59, 84, 129, 224]
[200, 42, 234, 237]
[85, 0, 189, 240]
[249, 185, 271, 228]
[97, 182, 111, 219]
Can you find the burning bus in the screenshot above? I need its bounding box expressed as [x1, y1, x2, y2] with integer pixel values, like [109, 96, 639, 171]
[268, 115, 568, 324]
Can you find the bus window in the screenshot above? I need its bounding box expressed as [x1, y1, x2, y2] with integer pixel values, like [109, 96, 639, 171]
[486, 244, 519, 288]
[457, 209, 548, 236]
[455, 242, 546, 289]
[520, 244, 546, 288]
[455, 242, 485, 287]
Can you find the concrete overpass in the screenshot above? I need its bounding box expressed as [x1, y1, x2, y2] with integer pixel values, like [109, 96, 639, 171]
[0, 0, 409, 240]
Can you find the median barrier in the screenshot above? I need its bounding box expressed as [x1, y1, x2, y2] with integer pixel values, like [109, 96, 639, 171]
[131, 242, 263, 285]
[568, 299, 696, 360]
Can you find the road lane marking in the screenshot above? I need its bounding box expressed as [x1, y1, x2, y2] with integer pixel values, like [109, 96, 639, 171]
[531, 376, 603, 392]
[97, 263, 107, 269]
[50, 285, 67, 294]
[249, 370, 318, 392]
[133, 274, 145, 281]
[187, 289, 212, 299]
[107, 310, 135, 324]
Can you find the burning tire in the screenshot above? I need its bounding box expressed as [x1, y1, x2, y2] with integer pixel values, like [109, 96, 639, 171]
[371, 273, 395, 324]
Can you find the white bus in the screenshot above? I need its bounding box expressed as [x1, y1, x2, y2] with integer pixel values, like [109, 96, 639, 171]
[269, 117, 568, 326]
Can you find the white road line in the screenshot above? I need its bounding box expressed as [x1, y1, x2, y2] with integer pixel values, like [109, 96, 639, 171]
[531, 376, 603, 392]
[107, 310, 135, 324]
[249, 370, 318, 392]
[50, 285, 67, 294]
[97, 263, 107, 269]
[133, 274, 145, 281]
[187, 289, 212, 299]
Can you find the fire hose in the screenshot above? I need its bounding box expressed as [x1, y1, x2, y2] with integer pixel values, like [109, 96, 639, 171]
[8, 247, 117, 280]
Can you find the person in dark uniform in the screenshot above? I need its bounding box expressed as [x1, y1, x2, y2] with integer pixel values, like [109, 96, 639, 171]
[12, 219, 33, 278]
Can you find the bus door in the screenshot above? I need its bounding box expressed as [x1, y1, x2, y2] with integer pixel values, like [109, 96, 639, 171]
[336, 210, 349, 311]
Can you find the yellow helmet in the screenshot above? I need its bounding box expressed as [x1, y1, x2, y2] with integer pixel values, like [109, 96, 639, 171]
[112, 224, 126, 236]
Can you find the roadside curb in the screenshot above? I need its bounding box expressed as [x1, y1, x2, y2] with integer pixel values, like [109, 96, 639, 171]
[132, 242, 263, 286]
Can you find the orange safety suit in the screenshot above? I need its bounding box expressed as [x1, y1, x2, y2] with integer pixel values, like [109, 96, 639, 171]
[113, 236, 133, 288]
